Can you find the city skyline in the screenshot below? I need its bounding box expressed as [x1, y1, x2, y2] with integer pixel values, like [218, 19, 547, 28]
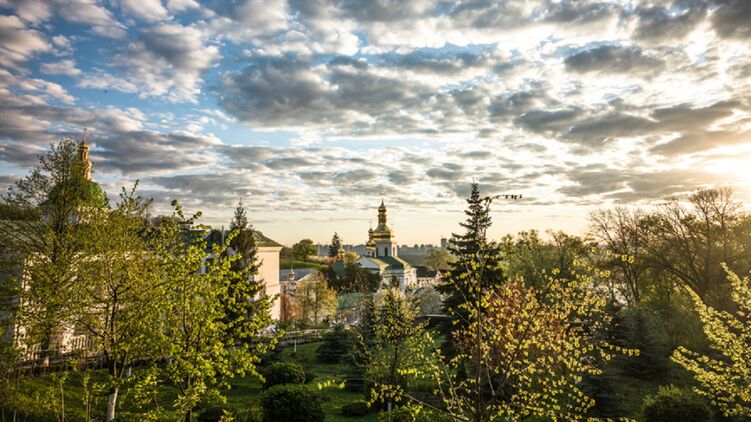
[1, 1, 750, 246]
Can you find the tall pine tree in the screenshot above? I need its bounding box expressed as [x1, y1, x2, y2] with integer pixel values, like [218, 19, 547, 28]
[224, 202, 271, 342]
[436, 183, 506, 355]
[328, 232, 343, 258]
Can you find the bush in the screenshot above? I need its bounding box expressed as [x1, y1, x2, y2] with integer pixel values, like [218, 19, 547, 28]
[316, 325, 358, 364]
[262, 361, 306, 389]
[342, 401, 371, 417]
[261, 384, 324, 422]
[643, 385, 711, 422]
[198, 406, 234, 422]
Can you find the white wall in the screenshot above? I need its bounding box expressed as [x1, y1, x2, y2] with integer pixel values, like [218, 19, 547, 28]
[256, 246, 283, 321]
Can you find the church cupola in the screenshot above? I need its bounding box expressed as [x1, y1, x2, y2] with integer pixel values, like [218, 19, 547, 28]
[77, 130, 92, 181]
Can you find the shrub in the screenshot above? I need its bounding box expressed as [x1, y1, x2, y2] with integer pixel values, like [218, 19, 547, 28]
[643, 385, 711, 422]
[316, 325, 358, 364]
[261, 384, 324, 422]
[262, 361, 306, 389]
[341, 401, 370, 417]
[198, 406, 234, 422]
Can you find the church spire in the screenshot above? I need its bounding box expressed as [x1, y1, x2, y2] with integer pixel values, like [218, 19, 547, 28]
[77, 128, 92, 180]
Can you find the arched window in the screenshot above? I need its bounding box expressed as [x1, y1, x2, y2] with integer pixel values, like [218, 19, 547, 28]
[384, 247, 388, 256]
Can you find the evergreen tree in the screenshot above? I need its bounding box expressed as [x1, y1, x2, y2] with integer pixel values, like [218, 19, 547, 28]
[328, 232, 343, 258]
[435, 183, 505, 355]
[224, 202, 269, 343]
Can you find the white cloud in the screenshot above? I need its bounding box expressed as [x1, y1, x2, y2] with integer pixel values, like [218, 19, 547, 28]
[166, 0, 200, 13]
[119, 0, 170, 22]
[41, 59, 81, 77]
[0, 14, 51, 68]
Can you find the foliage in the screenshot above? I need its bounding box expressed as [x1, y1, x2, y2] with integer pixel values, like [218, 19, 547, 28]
[72, 184, 167, 420]
[292, 239, 317, 261]
[262, 362, 306, 389]
[363, 288, 431, 410]
[501, 229, 590, 288]
[260, 384, 324, 422]
[329, 232, 343, 258]
[341, 400, 371, 416]
[413, 287, 442, 315]
[424, 248, 453, 272]
[617, 306, 671, 379]
[671, 264, 751, 418]
[330, 262, 380, 293]
[198, 405, 235, 422]
[0, 138, 105, 355]
[159, 200, 275, 420]
[588, 207, 651, 305]
[642, 385, 711, 422]
[296, 271, 337, 325]
[316, 325, 358, 364]
[435, 183, 506, 356]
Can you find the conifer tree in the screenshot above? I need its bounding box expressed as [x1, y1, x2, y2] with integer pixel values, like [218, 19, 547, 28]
[328, 232, 343, 258]
[435, 183, 505, 354]
[224, 202, 269, 343]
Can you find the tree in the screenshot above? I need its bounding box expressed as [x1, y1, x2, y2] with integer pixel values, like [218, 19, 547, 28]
[671, 264, 751, 418]
[0, 138, 107, 356]
[224, 202, 270, 344]
[295, 271, 337, 325]
[72, 185, 166, 421]
[435, 183, 506, 356]
[292, 239, 317, 261]
[425, 268, 635, 421]
[363, 288, 431, 417]
[424, 248, 453, 272]
[160, 201, 274, 420]
[331, 262, 379, 293]
[588, 207, 651, 305]
[328, 232, 343, 258]
[640, 188, 751, 308]
[501, 230, 590, 288]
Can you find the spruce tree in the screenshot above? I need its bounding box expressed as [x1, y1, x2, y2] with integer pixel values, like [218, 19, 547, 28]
[224, 202, 270, 342]
[328, 232, 343, 258]
[436, 183, 505, 355]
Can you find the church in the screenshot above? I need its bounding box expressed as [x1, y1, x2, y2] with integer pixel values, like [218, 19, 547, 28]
[356, 200, 417, 291]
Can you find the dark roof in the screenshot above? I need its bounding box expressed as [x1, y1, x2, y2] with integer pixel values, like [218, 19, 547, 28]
[414, 266, 439, 278]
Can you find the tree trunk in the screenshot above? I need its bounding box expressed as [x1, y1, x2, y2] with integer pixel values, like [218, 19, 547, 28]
[105, 386, 118, 422]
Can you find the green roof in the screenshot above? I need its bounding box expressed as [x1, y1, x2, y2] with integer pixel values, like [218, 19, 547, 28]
[365, 255, 411, 271]
[253, 231, 282, 248]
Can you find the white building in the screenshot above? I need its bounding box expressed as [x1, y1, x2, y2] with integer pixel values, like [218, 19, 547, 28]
[356, 200, 417, 290]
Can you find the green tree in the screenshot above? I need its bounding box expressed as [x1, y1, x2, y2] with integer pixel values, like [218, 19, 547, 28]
[160, 201, 274, 420]
[501, 230, 590, 288]
[364, 288, 431, 417]
[671, 264, 751, 418]
[296, 271, 337, 325]
[72, 185, 166, 421]
[641, 188, 751, 308]
[224, 202, 270, 344]
[328, 232, 343, 258]
[0, 138, 107, 356]
[292, 239, 317, 261]
[424, 248, 453, 271]
[435, 183, 505, 356]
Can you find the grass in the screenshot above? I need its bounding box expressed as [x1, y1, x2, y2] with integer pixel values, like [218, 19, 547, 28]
[2, 341, 699, 422]
[280, 259, 328, 271]
[3, 341, 377, 422]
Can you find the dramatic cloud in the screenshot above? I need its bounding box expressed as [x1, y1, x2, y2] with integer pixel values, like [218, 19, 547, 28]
[1, 0, 750, 241]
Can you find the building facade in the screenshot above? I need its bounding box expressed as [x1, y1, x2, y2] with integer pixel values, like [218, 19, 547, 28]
[356, 200, 417, 290]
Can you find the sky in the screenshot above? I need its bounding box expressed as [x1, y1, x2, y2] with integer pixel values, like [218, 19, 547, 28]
[0, 0, 750, 246]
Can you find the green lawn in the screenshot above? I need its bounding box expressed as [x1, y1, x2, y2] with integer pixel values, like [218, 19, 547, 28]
[3, 341, 377, 422]
[2, 341, 697, 422]
[280, 259, 328, 271]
